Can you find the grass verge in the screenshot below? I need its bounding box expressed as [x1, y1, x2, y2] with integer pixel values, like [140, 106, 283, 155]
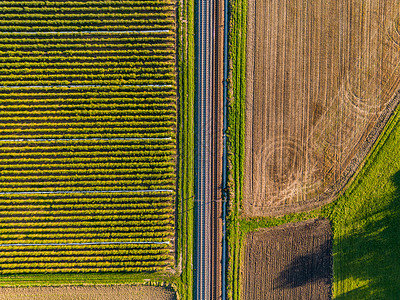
[175, 0, 195, 297]
[226, 0, 247, 297]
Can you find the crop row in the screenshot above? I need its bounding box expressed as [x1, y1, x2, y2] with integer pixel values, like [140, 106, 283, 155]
[0, 104, 175, 113]
[0, 233, 173, 243]
[0, 114, 176, 122]
[0, 219, 174, 229]
[0, 74, 173, 82]
[0, 49, 174, 58]
[0, 171, 174, 181]
[0, 266, 168, 275]
[0, 6, 174, 14]
[0, 122, 174, 130]
[0, 138, 175, 147]
[0, 207, 173, 216]
[0, 24, 175, 32]
[0, 153, 175, 163]
[0, 78, 174, 85]
[0, 61, 174, 69]
[0, 66, 173, 75]
[0, 126, 173, 135]
[0, 12, 173, 20]
[0, 1, 174, 8]
[0, 196, 174, 205]
[0, 202, 172, 211]
[0, 19, 174, 26]
[0, 260, 170, 269]
[0, 42, 174, 51]
[0, 143, 174, 153]
[0, 97, 175, 105]
[0, 69, 173, 78]
[0, 55, 174, 64]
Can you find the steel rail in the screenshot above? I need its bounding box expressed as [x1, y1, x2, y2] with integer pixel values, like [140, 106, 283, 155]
[195, 0, 215, 297]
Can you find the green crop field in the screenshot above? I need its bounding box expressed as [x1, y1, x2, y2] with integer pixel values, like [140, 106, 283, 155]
[0, 0, 176, 275]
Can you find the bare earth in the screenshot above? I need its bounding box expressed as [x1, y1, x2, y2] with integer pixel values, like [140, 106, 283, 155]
[242, 219, 332, 300]
[0, 285, 176, 300]
[245, 0, 400, 216]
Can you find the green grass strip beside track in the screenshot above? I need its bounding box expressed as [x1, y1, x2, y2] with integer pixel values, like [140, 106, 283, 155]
[175, 0, 195, 297]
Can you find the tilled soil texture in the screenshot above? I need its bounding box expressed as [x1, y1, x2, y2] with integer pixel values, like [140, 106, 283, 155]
[245, 0, 400, 216]
[0, 285, 176, 300]
[242, 219, 332, 300]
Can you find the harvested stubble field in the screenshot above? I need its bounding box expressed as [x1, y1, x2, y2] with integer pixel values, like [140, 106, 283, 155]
[245, 0, 400, 216]
[242, 219, 332, 300]
[0, 285, 176, 300]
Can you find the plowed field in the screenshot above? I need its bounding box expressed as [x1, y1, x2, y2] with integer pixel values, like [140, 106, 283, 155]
[242, 219, 332, 299]
[245, 0, 400, 216]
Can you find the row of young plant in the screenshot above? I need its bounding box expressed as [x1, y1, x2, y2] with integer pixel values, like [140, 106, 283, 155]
[0, 12, 173, 21]
[0, 54, 174, 63]
[0, 266, 169, 274]
[0, 194, 174, 204]
[0, 6, 173, 14]
[0, 66, 173, 75]
[0, 246, 171, 256]
[0, 1, 174, 8]
[0, 40, 174, 49]
[0, 143, 175, 154]
[0, 171, 174, 181]
[0, 19, 173, 27]
[0, 61, 174, 69]
[0, 218, 174, 228]
[0, 122, 174, 131]
[0, 154, 174, 164]
[0, 24, 175, 32]
[0, 139, 175, 148]
[0, 105, 175, 114]
[0, 50, 173, 59]
[0, 74, 173, 82]
[0, 95, 176, 105]
[0, 231, 173, 242]
[0, 201, 172, 210]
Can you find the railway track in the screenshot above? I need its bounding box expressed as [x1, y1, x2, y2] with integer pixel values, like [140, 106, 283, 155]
[195, 0, 225, 297]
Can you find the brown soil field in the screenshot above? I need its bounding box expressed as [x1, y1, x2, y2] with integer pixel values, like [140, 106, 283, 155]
[245, 0, 400, 216]
[0, 285, 176, 300]
[241, 219, 332, 300]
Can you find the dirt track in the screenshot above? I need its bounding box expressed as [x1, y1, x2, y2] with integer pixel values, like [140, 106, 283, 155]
[0, 285, 176, 300]
[245, 0, 400, 216]
[242, 219, 332, 300]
